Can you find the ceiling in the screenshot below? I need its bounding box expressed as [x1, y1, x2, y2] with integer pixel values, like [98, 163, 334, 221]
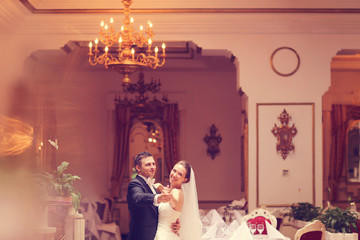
[2, 0, 360, 76]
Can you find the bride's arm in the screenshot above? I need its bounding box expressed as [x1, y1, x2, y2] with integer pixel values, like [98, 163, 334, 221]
[170, 188, 184, 211]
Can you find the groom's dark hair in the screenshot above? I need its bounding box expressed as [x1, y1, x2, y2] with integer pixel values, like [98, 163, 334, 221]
[134, 151, 153, 171]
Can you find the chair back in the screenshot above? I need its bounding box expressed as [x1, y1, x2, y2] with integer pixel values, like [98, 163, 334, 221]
[240, 208, 277, 235]
[294, 220, 325, 240]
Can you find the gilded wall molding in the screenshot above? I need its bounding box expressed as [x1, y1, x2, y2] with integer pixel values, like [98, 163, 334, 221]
[20, 0, 360, 14]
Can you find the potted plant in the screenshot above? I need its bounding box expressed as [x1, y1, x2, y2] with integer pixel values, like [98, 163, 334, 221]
[317, 207, 358, 240]
[36, 161, 82, 239]
[286, 202, 322, 228]
[37, 161, 81, 212]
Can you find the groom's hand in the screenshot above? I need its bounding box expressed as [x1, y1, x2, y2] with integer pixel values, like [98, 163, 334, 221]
[157, 193, 172, 203]
[171, 218, 180, 234]
[162, 186, 171, 194]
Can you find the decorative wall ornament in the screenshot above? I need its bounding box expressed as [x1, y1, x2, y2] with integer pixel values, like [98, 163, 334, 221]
[204, 124, 222, 160]
[270, 47, 300, 77]
[271, 109, 297, 159]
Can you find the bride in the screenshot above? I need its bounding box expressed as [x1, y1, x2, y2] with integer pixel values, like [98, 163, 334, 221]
[154, 160, 202, 240]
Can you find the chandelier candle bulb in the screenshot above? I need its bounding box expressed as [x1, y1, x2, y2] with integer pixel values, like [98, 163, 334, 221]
[118, 37, 122, 52]
[155, 47, 158, 58]
[131, 48, 135, 60]
[100, 20, 104, 31]
[89, 42, 92, 54]
[105, 46, 109, 53]
[162, 43, 166, 55]
[94, 38, 98, 51]
[148, 38, 152, 51]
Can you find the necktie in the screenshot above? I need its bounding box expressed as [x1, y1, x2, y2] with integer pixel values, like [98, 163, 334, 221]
[147, 177, 156, 194]
[147, 177, 155, 186]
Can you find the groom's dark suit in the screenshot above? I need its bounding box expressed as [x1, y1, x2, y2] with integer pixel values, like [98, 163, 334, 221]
[127, 175, 158, 240]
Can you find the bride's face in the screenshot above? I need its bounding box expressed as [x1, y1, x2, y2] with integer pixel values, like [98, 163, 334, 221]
[170, 164, 187, 187]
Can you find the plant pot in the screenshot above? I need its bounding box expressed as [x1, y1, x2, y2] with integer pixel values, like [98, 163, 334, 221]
[47, 196, 72, 240]
[325, 231, 358, 240]
[290, 219, 309, 229]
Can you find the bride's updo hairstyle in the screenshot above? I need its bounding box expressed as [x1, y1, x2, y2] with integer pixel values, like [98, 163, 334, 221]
[177, 160, 191, 183]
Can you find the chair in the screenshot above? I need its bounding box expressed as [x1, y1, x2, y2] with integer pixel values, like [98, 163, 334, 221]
[240, 208, 277, 235]
[79, 198, 121, 240]
[79, 201, 100, 240]
[294, 220, 325, 240]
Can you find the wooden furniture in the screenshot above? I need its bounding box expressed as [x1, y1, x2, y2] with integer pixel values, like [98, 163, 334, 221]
[294, 220, 325, 240]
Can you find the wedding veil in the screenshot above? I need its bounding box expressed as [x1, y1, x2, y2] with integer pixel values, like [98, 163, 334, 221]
[179, 166, 202, 240]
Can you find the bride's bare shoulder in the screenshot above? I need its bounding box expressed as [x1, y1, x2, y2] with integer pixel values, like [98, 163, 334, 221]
[171, 188, 184, 197]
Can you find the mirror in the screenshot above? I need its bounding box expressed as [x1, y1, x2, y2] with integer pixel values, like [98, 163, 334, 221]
[129, 120, 168, 183]
[347, 120, 360, 182]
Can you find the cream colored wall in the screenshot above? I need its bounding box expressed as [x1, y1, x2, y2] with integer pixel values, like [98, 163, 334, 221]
[2, 7, 360, 211]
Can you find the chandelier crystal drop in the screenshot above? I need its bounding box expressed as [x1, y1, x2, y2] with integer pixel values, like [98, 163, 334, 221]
[88, 0, 166, 86]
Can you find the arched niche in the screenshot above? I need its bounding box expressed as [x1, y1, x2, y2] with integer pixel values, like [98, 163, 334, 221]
[323, 49, 360, 206]
[129, 120, 167, 183]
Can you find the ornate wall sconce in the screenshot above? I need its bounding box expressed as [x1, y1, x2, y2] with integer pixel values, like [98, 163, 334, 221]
[271, 109, 297, 160]
[204, 124, 222, 160]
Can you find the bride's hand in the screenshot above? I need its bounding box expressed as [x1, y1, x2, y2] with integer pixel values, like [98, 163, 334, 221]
[153, 183, 165, 193]
[162, 185, 171, 195]
[157, 193, 172, 203]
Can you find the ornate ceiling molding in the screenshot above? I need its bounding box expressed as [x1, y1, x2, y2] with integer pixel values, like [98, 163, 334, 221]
[20, 0, 360, 14]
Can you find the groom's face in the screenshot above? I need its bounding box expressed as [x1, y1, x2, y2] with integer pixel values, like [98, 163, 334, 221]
[137, 156, 156, 178]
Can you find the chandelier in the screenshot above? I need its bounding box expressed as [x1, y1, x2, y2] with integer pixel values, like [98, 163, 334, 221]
[119, 70, 168, 105]
[143, 121, 162, 151]
[115, 71, 168, 119]
[88, 0, 166, 86]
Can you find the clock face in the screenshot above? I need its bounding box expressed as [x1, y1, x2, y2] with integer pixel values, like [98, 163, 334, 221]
[270, 47, 300, 77]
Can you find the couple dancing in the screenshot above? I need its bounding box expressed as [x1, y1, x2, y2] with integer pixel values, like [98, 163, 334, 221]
[127, 151, 202, 240]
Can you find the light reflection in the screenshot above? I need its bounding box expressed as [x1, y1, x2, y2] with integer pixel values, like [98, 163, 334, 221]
[0, 115, 33, 155]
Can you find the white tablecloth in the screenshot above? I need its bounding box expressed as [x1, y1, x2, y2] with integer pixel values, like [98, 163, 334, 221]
[201, 209, 290, 240]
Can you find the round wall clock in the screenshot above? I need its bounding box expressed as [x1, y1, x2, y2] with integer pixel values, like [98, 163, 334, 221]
[270, 47, 300, 77]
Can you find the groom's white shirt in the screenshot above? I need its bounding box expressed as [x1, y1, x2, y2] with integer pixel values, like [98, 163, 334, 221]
[138, 174, 160, 206]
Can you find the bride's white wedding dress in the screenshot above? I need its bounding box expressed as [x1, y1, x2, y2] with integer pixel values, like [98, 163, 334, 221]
[154, 165, 202, 240]
[154, 202, 181, 240]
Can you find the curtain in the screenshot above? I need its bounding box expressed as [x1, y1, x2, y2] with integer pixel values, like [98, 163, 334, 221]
[162, 104, 179, 171]
[110, 101, 131, 197]
[330, 105, 360, 200]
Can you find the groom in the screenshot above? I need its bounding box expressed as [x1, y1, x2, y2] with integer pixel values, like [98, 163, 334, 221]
[127, 151, 179, 240]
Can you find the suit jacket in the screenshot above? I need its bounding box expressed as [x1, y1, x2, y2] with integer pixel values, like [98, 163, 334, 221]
[127, 175, 158, 240]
